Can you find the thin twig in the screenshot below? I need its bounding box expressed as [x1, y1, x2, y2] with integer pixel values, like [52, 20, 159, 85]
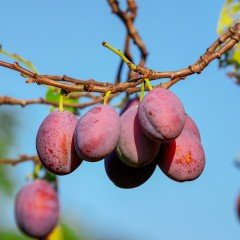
[107, 0, 148, 63]
[0, 154, 39, 166]
[0, 24, 239, 93]
[0, 94, 119, 109]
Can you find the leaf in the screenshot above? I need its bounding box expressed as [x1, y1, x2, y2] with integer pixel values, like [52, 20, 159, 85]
[0, 48, 39, 74]
[61, 223, 84, 240]
[46, 88, 79, 113]
[0, 230, 29, 240]
[217, 3, 233, 34]
[232, 2, 240, 13]
[217, 0, 240, 34]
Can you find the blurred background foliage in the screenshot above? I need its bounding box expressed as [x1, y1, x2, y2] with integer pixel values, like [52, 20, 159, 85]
[217, 0, 240, 84]
[0, 110, 113, 240]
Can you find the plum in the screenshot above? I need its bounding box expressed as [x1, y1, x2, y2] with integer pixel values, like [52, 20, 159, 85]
[74, 104, 121, 161]
[157, 129, 205, 182]
[105, 151, 156, 188]
[184, 114, 201, 139]
[36, 110, 82, 175]
[15, 180, 59, 238]
[117, 105, 160, 167]
[138, 88, 186, 142]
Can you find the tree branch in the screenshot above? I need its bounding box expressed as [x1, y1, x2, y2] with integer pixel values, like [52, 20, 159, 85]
[0, 24, 239, 94]
[0, 94, 119, 109]
[107, 0, 148, 63]
[0, 154, 39, 166]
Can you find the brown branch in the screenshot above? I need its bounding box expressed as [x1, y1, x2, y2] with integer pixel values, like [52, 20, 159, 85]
[114, 1, 139, 84]
[43, 75, 109, 87]
[107, 0, 148, 64]
[116, 35, 133, 83]
[0, 24, 239, 94]
[0, 60, 143, 93]
[136, 23, 240, 88]
[0, 154, 39, 166]
[0, 94, 119, 109]
[69, 92, 102, 99]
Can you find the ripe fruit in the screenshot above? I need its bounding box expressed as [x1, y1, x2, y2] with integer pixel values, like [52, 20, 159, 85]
[157, 128, 205, 182]
[184, 114, 201, 139]
[36, 110, 82, 175]
[117, 105, 160, 167]
[138, 88, 186, 142]
[74, 104, 121, 162]
[15, 180, 59, 238]
[105, 151, 156, 188]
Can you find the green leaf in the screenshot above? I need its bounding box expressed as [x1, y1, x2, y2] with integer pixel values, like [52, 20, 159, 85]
[217, 3, 233, 34]
[217, 0, 240, 34]
[0, 230, 29, 240]
[0, 48, 39, 74]
[232, 3, 240, 13]
[46, 88, 79, 113]
[61, 223, 83, 240]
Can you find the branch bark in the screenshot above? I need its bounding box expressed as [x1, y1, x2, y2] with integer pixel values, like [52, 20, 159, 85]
[0, 94, 119, 109]
[0, 154, 39, 166]
[0, 22, 239, 95]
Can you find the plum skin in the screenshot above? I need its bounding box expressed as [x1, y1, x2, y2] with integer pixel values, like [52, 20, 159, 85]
[117, 105, 160, 167]
[157, 130, 205, 182]
[184, 114, 201, 139]
[74, 104, 121, 162]
[36, 110, 82, 175]
[138, 88, 186, 142]
[105, 151, 156, 189]
[15, 180, 59, 238]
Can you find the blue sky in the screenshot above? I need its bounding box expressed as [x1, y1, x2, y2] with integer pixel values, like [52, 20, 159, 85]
[1, 0, 240, 239]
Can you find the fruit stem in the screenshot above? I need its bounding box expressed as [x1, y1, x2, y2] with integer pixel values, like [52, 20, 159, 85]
[103, 90, 111, 104]
[59, 89, 65, 112]
[33, 163, 42, 179]
[144, 78, 153, 91]
[140, 81, 145, 101]
[102, 42, 137, 71]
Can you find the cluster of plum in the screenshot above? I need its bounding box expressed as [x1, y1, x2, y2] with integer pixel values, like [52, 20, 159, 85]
[35, 87, 205, 183]
[14, 87, 206, 238]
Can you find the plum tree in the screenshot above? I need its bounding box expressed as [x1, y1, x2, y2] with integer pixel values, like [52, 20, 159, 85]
[15, 180, 59, 238]
[138, 88, 186, 143]
[117, 105, 160, 167]
[0, 1, 240, 238]
[36, 110, 82, 175]
[74, 104, 121, 162]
